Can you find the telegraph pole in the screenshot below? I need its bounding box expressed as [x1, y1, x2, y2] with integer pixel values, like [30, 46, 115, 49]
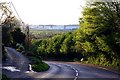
[25, 25, 30, 51]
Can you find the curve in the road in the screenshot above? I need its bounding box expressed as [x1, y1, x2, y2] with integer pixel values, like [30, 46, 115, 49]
[27, 61, 120, 80]
[63, 64, 79, 80]
[27, 63, 77, 79]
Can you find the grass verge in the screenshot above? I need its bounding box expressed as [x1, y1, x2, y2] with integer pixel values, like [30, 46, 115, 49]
[32, 61, 49, 72]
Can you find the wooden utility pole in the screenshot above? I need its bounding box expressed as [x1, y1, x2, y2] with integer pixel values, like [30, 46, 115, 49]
[25, 25, 30, 50]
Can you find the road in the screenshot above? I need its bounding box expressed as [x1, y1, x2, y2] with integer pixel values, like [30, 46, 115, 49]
[4, 47, 30, 71]
[2, 47, 120, 80]
[2, 61, 120, 80]
[27, 61, 120, 80]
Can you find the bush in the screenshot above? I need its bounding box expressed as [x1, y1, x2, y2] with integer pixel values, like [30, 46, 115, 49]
[73, 58, 79, 62]
[28, 56, 49, 72]
[32, 62, 49, 72]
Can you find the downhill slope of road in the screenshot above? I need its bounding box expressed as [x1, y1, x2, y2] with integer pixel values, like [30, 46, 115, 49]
[4, 47, 30, 71]
[2, 47, 35, 79]
[2, 47, 120, 80]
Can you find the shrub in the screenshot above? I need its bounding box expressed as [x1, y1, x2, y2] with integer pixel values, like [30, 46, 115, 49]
[32, 62, 49, 72]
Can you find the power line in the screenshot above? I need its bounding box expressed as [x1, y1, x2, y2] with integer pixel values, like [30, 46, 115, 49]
[9, 1, 27, 31]
[10, 1, 23, 23]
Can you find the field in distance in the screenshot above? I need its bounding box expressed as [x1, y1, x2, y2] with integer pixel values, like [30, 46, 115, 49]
[30, 30, 73, 39]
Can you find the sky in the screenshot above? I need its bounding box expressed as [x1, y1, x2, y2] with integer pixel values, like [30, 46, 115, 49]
[1, 0, 86, 25]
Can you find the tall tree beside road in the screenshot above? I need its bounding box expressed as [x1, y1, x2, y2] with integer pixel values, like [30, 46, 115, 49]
[11, 27, 26, 45]
[76, 2, 120, 67]
[0, 2, 22, 46]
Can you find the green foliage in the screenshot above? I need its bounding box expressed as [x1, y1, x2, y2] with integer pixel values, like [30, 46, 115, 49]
[11, 28, 26, 44]
[30, 30, 70, 39]
[60, 32, 75, 54]
[1, 3, 26, 63]
[95, 36, 111, 52]
[30, 2, 120, 69]
[32, 31, 81, 60]
[16, 43, 25, 53]
[78, 2, 120, 68]
[29, 56, 42, 64]
[1, 3, 21, 46]
[28, 54, 49, 72]
[32, 61, 49, 72]
[82, 41, 95, 53]
[31, 39, 42, 46]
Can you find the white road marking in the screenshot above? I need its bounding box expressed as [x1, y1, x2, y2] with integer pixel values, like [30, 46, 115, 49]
[25, 71, 36, 73]
[3, 66, 20, 72]
[64, 64, 79, 80]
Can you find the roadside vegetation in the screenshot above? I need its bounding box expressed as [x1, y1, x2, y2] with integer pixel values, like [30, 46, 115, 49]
[1, 2, 49, 77]
[1, 1, 120, 78]
[32, 61, 49, 72]
[30, 2, 120, 70]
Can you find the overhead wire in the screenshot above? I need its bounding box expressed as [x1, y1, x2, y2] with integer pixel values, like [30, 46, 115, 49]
[9, 0, 27, 31]
[10, 1, 23, 23]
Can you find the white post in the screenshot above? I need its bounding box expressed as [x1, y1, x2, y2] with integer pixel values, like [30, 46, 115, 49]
[29, 64, 33, 72]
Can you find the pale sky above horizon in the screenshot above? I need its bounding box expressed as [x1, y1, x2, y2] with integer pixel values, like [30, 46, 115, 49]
[1, 0, 86, 25]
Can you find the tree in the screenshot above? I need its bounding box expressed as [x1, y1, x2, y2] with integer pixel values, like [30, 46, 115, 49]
[60, 32, 75, 59]
[37, 40, 48, 57]
[52, 35, 65, 54]
[77, 1, 120, 66]
[1, 2, 21, 46]
[11, 27, 26, 44]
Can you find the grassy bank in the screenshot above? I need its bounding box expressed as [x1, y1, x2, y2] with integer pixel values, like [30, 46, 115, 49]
[32, 61, 49, 72]
[28, 56, 50, 72]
